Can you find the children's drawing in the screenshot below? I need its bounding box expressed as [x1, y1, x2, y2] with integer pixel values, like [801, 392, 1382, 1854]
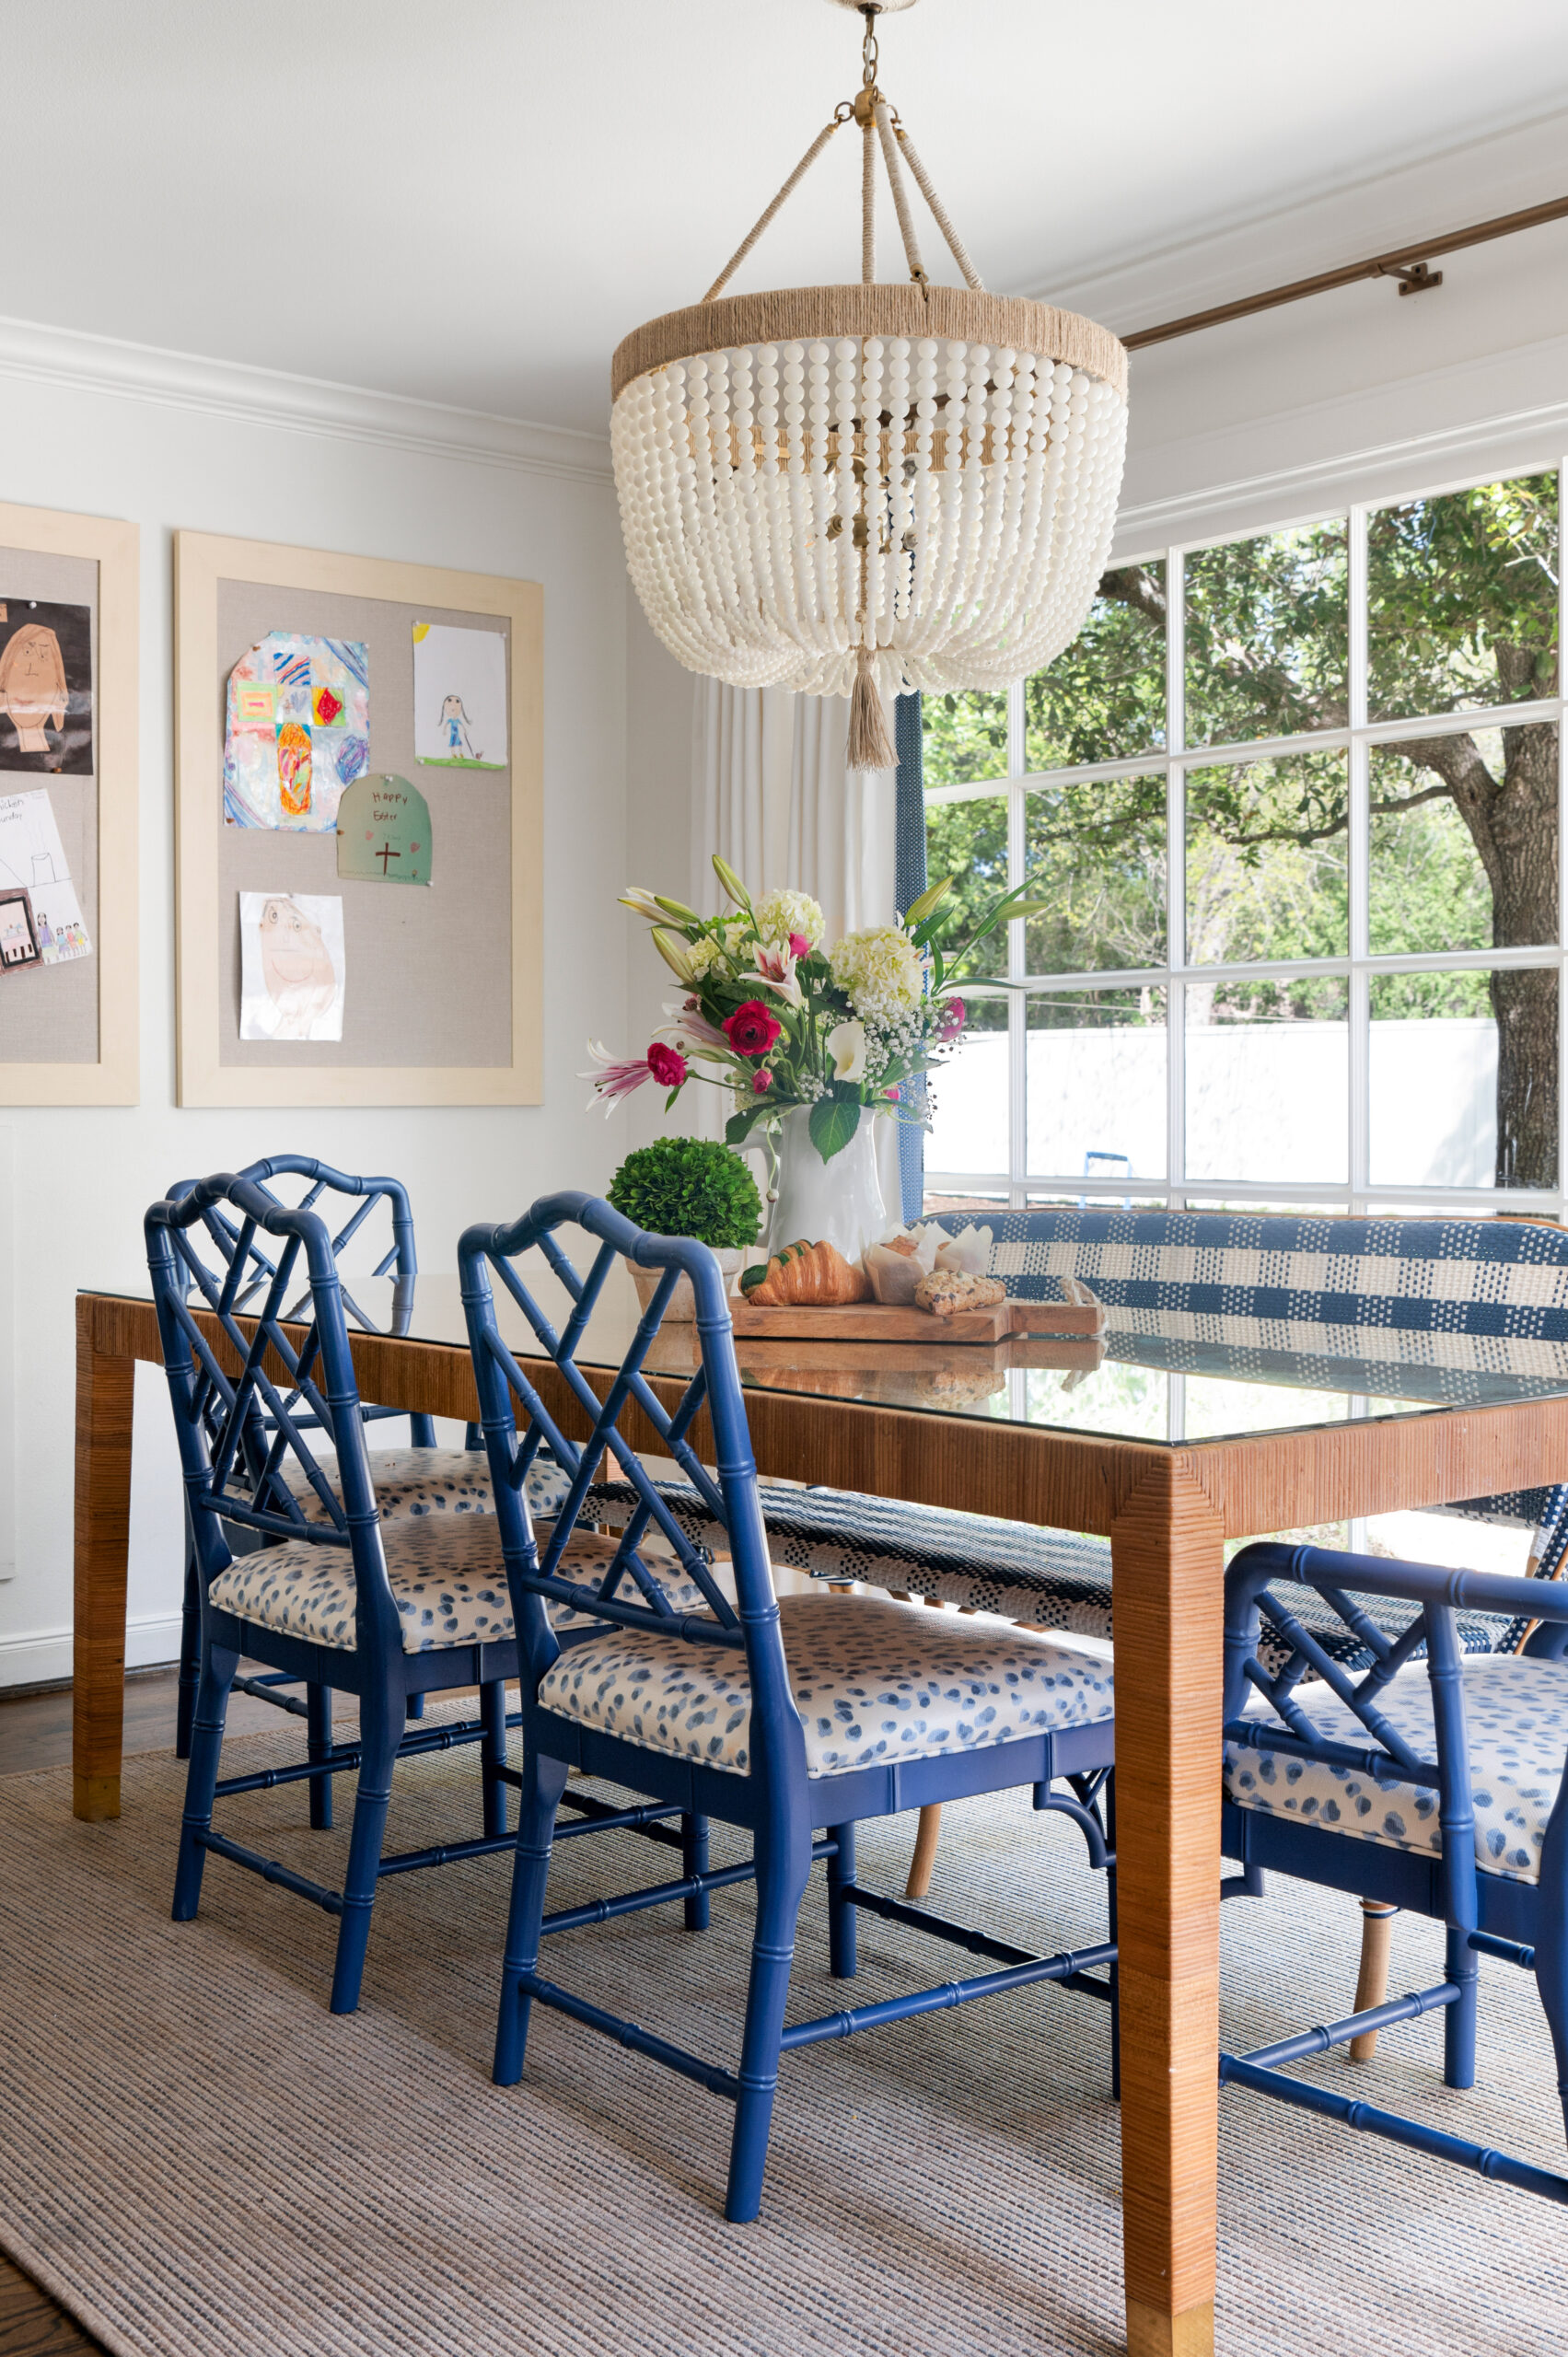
[336, 772, 433, 885]
[223, 633, 369, 830]
[0, 788, 92, 963]
[0, 887, 39, 970]
[239, 892, 346, 1041]
[0, 600, 93, 775]
[412, 621, 507, 770]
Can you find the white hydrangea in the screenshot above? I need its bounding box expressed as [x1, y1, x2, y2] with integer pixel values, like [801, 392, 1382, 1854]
[683, 933, 727, 980]
[829, 926, 924, 1021]
[754, 888, 826, 951]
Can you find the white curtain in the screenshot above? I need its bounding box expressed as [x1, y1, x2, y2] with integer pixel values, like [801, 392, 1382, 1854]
[691, 680, 901, 1210]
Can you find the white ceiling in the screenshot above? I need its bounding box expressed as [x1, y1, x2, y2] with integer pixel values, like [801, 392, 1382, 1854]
[14, 0, 1568, 433]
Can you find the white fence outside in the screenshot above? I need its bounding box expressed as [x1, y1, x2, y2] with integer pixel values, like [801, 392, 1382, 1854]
[926, 1018, 1500, 1192]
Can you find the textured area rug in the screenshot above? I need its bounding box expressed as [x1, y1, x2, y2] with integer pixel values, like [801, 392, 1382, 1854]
[1, 1717, 1565, 2357]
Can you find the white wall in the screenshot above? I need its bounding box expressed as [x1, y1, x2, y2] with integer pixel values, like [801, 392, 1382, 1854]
[0, 323, 632, 1684]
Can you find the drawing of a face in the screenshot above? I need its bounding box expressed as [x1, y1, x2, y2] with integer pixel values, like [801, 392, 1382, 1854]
[258, 896, 337, 1038]
[440, 694, 468, 724]
[276, 720, 313, 818]
[0, 624, 69, 752]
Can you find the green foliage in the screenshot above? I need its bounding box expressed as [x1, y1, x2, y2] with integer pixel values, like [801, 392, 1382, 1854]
[807, 1092, 861, 1164]
[1024, 775, 1167, 973]
[1185, 521, 1350, 748]
[1368, 476, 1558, 719]
[921, 688, 1008, 787]
[1185, 753, 1349, 976]
[607, 1135, 761, 1248]
[1369, 756, 1493, 957]
[1025, 566, 1167, 769]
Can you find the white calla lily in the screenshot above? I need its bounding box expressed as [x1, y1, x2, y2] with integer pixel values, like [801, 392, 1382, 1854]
[825, 1018, 867, 1083]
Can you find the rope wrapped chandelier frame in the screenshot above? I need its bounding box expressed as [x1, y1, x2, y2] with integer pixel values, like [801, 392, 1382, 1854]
[611, 0, 1130, 769]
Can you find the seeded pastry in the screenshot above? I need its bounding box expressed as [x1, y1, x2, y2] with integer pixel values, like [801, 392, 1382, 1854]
[914, 1269, 1006, 1318]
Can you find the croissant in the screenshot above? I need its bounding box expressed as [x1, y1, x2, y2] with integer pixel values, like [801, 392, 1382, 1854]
[739, 1238, 870, 1306]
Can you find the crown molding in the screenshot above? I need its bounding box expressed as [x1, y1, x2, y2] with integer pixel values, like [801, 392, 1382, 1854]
[1029, 100, 1568, 343]
[1111, 329, 1568, 557]
[0, 313, 614, 488]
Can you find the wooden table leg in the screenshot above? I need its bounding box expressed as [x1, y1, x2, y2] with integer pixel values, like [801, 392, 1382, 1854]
[72, 1308, 135, 1821]
[1111, 1457, 1225, 2357]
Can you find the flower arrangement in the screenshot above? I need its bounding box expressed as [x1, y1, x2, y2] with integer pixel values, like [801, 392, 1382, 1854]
[586, 855, 1046, 1163]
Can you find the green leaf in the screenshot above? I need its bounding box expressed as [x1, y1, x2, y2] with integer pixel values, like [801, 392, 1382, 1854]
[808, 1096, 861, 1163]
[902, 874, 957, 927]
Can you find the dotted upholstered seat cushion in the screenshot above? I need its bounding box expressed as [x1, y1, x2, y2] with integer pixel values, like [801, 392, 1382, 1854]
[537, 1590, 1114, 1780]
[280, 1446, 571, 1527]
[283, 1446, 494, 1522]
[1225, 1654, 1568, 1883]
[206, 1515, 707, 1655]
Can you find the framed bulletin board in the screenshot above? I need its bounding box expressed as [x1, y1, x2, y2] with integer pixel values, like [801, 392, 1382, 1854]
[0, 501, 139, 1107]
[173, 531, 542, 1108]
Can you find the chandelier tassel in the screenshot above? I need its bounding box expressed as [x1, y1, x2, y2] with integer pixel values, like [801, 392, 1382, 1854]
[847, 644, 898, 772]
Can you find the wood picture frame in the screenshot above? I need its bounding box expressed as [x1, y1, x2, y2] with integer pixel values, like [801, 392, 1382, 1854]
[0, 500, 139, 1107]
[173, 530, 543, 1108]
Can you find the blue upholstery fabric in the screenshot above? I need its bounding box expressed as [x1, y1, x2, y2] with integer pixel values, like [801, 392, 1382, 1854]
[699, 1210, 1568, 1653]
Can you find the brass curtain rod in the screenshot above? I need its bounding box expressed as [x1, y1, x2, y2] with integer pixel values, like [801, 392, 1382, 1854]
[1121, 190, 1568, 352]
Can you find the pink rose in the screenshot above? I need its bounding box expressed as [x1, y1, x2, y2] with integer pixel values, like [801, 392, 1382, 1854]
[788, 931, 811, 960]
[723, 999, 784, 1058]
[884, 1085, 900, 1101]
[937, 995, 966, 1042]
[646, 1041, 687, 1087]
[752, 1069, 772, 1094]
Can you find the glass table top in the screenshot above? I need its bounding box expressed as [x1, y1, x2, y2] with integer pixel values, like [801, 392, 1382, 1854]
[92, 1258, 1568, 1449]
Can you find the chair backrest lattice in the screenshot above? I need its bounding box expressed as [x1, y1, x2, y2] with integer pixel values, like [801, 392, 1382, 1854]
[939, 1206, 1568, 1573]
[167, 1155, 433, 1453]
[461, 1192, 805, 1778]
[147, 1180, 396, 1640]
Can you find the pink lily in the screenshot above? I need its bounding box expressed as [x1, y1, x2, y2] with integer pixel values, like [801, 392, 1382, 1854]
[743, 940, 804, 1009]
[581, 1039, 652, 1113]
[662, 998, 733, 1056]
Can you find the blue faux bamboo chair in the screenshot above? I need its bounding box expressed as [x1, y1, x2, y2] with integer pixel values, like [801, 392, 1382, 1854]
[168, 1155, 498, 1805]
[149, 1175, 714, 2014]
[1219, 1538, 1568, 2206]
[462, 1190, 1120, 2221]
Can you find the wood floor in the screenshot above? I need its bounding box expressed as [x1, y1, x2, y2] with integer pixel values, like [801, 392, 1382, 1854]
[0, 1663, 318, 2353]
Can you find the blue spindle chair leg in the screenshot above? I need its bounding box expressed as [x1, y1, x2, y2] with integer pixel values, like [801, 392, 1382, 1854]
[724, 1837, 813, 2224]
[307, 1682, 334, 1830]
[827, 1819, 857, 1979]
[329, 1686, 405, 2015]
[175, 1541, 202, 1760]
[479, 1678, 510, 1840]
[1444, 1921, 1479, 2090]
[1105, 1774, 1120, 2102]
[172, 1639, 239, 1921]
[402, 1416, 438, 1726]
[682, 1813, 711, 1931]
[493, 1751, 571, 2086]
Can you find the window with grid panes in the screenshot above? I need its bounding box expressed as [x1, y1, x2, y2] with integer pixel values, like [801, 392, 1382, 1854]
[922, 471, 1562, 1217]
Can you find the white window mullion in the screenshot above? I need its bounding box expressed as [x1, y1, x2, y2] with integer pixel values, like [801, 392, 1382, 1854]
[1007, 675, 1027, 1208]
[1348, 503, 1370, 1214]
[1166, 549, 1186, 1207]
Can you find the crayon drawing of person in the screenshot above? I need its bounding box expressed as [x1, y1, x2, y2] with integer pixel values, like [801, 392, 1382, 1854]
[0, 623, 69, 755]
[256, 895, 338, 1039]
[439, 693, 482, 763]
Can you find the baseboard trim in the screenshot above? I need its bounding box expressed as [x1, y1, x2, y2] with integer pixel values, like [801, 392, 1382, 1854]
[0, 1611, 181, 1690]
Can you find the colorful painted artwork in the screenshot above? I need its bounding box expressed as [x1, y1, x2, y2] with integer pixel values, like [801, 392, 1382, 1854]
[238, 891, 346, 1041]
[412, 621, 506, 769]
[336, 772, 433, 885]
[0, 600, 93, 775]
[0, 788, 92, 963]
[223, 633, 369, 830]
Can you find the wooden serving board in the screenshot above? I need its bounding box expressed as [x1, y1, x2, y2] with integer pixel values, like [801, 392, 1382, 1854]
[726, 1296, 1106, 1344]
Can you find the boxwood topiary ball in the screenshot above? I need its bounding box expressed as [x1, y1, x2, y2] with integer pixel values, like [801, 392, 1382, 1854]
[607, 1135, 763, 1250]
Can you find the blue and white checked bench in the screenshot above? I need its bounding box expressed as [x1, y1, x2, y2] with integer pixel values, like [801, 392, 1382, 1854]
[594, 1211, 1568, 1671]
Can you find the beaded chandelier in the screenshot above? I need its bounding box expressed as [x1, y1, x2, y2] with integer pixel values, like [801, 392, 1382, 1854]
[610, 0, 1129, 769]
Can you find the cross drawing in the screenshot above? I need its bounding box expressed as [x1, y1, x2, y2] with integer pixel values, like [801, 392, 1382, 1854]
[375, 842, 401, 876]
